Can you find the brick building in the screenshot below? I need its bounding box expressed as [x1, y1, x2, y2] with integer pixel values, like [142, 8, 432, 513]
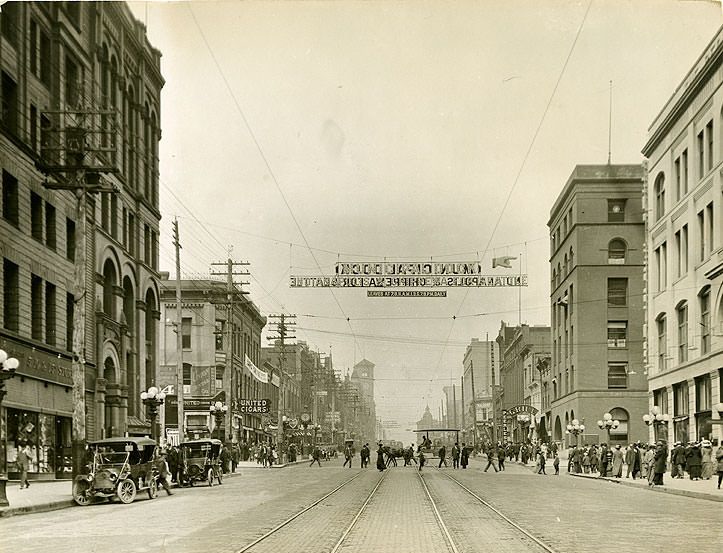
[0, 2, 162, 480]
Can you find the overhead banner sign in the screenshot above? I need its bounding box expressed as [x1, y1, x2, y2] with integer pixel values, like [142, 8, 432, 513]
[245, 355, 268, 383]
[290, 261, 527, 289]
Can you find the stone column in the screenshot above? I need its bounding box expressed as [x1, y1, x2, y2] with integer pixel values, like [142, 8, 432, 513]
[95, 378, 107, 439]
[687, 379, 696, 441]
[666, 385, 674, 444]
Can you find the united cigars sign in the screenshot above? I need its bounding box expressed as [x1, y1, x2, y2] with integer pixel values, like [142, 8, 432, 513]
[236, 399, 270, 414]
[290, 261, 527, 289]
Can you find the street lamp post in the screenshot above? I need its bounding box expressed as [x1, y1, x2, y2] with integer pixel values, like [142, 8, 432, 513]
[597, 412, 619, 443]
[0, 350, 19, 507]
[517, 414, 532, 443]
[565, 418, 585, 447]
[642, 406, 670, 442]
[141, 386, 166, 445]
[209, 401, 228, 440]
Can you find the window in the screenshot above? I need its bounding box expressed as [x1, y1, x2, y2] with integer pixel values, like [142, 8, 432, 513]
[697, 130, 704, 179]
[45, 202, 56, 250]
[66, 292, 74, 351]
[3, 259, 19, 332]
[568, 284, 573, 314]
[608, 199, 625, 222]
[110, 194, 118, 239]
[673, 381, 689, 416]
[677, 302, 688, 363]
[706, 202, 714, 255]
[128, 212, 135, 255]
[608, 239, 626, 264]
[654, 174, 665, 220]
[45, 282, 56, 345]
[181, 317, 192, 349]
[653, 388, 668, 415]
[182, 362, 192, 394]
[607, 321, 627, 348]
[657, 314, 667, 372]
[698, 209, 705, 261]
[695, 374, 711, 412]
[151, 231, 158, 270]
[2, 170, 19, 227]
[674, 156, 681, 201]
[30, 104, 38, 151]
[608, 408, 629, 441]
[700, 287, 710, 354]
[607, 278, 627, 306]
[706, 120, 713, 171]
[31, 274, 43, 341]
[65, 56, 80, 108]
[682, 149, 688, 195]
[0, 2, 19, 45]
[607, 363, 628, 389]
[39, 30, 51, 87]
[1, 71, 18, 136]
[66, 218, 75, 261]
[681, 224, 688, 274]
[31, 192, 43, 242]
[101, 194, 109, 231]
[215, 366, 224, 390]
[215, 320, 224, 351]
[655, 242, 666, 291]
[144, 224, 151, 265]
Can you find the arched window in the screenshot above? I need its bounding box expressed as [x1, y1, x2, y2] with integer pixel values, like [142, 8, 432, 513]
[563, 253, 568, 276]
[568, 247, 574, 273]
[102, 259, 116, 319]
[608, 239, 626, 264]
[654, 173, 665, 220]
[608, 407, 629, 444]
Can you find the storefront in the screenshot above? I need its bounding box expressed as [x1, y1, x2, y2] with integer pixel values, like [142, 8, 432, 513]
[1, 335, 76, 480]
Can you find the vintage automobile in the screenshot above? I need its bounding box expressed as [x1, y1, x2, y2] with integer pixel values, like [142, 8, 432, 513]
[72, 437, 159, 505]
[180, 438, 223, 487]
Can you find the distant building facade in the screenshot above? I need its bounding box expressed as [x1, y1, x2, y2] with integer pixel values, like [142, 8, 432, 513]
[461, 338, 499, 446]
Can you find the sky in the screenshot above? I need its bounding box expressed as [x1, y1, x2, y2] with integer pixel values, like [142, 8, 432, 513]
[128, 0, 722, 443]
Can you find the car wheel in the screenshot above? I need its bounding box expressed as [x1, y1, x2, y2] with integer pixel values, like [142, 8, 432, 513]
[116, 478, 137, 504]
[72, 478, 93, 506]
[147, 478, 158, 500]
[207, 468, 214, 487]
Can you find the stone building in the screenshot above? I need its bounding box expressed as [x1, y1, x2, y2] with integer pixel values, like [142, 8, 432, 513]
[0, 2, 162, 480]
[642, 25, 723, 445]
[548, 164, 648, 448]
[461, 338, 499, 446]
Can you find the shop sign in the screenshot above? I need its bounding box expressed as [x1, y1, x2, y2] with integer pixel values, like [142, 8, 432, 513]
[506, 404, 538, 416]
[0, 337, 72, 386]
[182, 391, 226, 410]
[237, 399, 270, 414]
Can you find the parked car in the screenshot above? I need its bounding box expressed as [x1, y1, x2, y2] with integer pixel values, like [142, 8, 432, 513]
[72, 437, 159, 505]
[180, 439, 223, 487]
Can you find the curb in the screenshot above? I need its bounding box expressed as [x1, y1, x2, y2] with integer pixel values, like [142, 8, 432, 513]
[568, 472, 723, 502]
[0, 499, 76, 518]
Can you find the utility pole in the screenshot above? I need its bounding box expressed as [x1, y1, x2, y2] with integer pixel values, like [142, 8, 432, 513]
[211, 256, 250, 443]
[470, 359, 478, 450]
[267, 313, 296, 449]
[452, 384, 458, 430]
[39, 102, 119, 477]
[172, 220, 185, 445]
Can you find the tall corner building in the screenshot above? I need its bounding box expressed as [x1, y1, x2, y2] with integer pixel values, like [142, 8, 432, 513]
[548, 165, 648, 447]
[642, 25, 723, 445]
[0, 2, 163, 479]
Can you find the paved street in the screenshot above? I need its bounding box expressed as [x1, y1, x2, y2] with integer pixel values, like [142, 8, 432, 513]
[1, 460, 721, 553]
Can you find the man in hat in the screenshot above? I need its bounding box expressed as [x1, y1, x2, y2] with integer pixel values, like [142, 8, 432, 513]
[625, 444, 636, 478]
[155, 451, 173, 495]
[612, 444, 624, 478]
[671, 441, 686, 478]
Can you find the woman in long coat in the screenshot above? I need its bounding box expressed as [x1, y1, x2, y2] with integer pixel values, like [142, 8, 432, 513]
[652, 442, 667, 486]
[376, 443, 386, 472]
[700, 440, 714, 480]
[611, 445, 624, 477]
[460, 444, 469, 469]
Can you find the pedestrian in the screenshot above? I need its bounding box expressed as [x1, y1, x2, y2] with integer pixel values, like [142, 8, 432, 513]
[716, 443, 723, 489]
[418, 445, 426, 471]
[438, 445, 447, 468]
[612, 444, 624, 478]
[309, 444, 322, 467]
[651, 441, 667, 486]
[553, 452, 560, 475]
[451, 442, 460, 469]
[538, 450, 546, 475]
[460, 443, 469, 469]
[700, 439, 714, 480]
[571, 446, 581, 473]
[343, 443, 354, 468]
[625, 444, 636, 478]
[631, 443, 642, 479]
[155, 451, 173, 495]
[361, 443, 370, 468]
[598, 444, 608, 477]
[672, 441, 686, 478]
[686, 441, 702, 480]
[642, 444, 654, 481]
[16, 445, 30, 489]
[497, 444, 505, 471]
[376, 443, 386, 472]
[484, 445, 498, 473]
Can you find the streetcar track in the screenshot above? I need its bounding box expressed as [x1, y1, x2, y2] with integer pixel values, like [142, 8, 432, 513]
[417, 469, 460, 553]
[435, 468, 559, 553]
[233, 470, 367, 553]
